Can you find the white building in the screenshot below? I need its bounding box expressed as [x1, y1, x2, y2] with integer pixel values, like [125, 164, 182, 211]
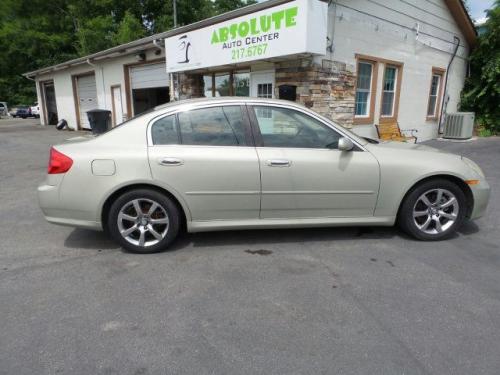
[24, 0, 476, 141]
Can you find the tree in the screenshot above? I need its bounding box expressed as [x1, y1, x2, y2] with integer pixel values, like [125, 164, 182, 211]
[213, 0, 257, 15]
[113, 11, 146, 45]
[0, 0, 257, 105]
[460, 1, 500, 134]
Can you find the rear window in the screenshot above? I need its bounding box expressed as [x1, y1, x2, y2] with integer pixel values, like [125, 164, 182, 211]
[151, 115, 178, 145]
[177, 106, 247, 146]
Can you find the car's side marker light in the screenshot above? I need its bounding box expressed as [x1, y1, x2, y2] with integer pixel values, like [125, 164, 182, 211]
[465, 180, 480, 185]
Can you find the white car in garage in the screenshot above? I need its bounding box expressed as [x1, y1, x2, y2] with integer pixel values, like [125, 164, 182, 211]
[31, 104, 40, 118]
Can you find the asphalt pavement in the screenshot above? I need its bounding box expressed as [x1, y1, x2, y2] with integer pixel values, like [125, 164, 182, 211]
[1, 117, 499, 375]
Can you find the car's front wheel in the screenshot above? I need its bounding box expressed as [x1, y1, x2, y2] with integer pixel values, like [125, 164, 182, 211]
[399, 179, 466, 240]
[107, 189, 180, 253]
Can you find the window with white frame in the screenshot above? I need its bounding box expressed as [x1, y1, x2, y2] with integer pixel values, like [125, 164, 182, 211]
[257, 83, 273, 98]
[381, 66, 398, 117]
[354, 62, 373, 117]
[256, 83, 273, 118]
[427, 73, 442, 117]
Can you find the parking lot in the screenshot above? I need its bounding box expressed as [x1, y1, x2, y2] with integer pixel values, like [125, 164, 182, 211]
[1, 117, 499, 375]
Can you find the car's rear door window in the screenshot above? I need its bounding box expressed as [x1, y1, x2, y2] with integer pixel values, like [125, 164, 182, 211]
[177, 106, 247, 146]
[151, 115, 179, 145]
[251, 106, 341, 149]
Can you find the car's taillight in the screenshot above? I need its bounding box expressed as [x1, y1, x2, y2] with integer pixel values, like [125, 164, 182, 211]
[47, 147, 73, 174]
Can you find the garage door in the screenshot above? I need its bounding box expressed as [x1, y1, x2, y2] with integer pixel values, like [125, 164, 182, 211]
[130, 63, 169, 90]
[76, 74, 97, 129]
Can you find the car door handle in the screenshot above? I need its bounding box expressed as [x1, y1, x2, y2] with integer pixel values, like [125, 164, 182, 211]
[267, 159, 291, 167]
[158, 157, 183, 166]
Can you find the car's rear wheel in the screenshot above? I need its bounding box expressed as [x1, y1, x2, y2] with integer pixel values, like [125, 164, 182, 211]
[399, 179, 466, 240]
[108, 189, 180, 253]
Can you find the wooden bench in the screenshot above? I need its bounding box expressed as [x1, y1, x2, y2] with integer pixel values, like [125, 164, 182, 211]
[375, 122, 418, 143]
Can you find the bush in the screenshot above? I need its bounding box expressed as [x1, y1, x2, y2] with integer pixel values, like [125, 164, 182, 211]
[460, 1, 500, 135]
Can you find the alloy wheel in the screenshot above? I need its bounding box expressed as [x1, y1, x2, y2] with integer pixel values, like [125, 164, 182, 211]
[117, 198, 169, 247]
[412, 188, 459, 235]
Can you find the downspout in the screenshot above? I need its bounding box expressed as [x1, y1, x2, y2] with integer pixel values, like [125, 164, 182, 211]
[326, 0, 337, 57]
[86, 58, 107, 108]
[438, 36, 460, 134]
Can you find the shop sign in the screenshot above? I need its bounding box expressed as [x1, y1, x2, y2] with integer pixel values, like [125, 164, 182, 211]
[165, 0, 327, 73]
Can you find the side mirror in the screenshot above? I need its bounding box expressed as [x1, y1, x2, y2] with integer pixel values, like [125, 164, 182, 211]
[338, 137, 354, 151]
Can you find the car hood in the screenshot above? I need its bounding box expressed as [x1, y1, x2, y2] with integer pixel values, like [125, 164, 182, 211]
[372, 140, 451, 154]
[365, 140, 463, 164]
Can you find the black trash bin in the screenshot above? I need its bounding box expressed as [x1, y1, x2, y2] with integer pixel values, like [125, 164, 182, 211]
[87, 109, 111, 135]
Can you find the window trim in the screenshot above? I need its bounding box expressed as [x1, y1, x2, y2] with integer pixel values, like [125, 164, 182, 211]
[353, 54, 404, 125]
[379, 62, 403, 124]
[147, 101, 367, 151]
[426, 67, 446, 121]
[380, 64, 399, 119]
[353, 58, 378, 125]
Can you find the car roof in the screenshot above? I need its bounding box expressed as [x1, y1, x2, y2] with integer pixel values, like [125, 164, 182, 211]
[154, 97, 306, 111]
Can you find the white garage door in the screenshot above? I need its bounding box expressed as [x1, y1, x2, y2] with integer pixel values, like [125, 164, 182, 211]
[130, 63, 169, 90]
[76, 74, 97, 129]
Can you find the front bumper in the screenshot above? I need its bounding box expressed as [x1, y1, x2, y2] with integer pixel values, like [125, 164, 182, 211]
[469, 180, 491, 220]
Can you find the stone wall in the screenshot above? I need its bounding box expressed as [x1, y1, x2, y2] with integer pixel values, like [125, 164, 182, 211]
[275, 58, 356, 128]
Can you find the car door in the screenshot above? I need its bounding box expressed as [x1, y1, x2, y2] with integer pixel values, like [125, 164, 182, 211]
[249, 104, 380, 219]
[148, 104, 261, 221]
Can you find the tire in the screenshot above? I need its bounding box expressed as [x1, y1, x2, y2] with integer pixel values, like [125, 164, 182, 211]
[399, 178, 466, 240]
[56, 119, 68, 130]
[107, 189, 181, 253]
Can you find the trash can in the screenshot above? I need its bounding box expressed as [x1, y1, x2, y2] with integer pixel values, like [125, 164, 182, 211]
[87, 109, 111, 135]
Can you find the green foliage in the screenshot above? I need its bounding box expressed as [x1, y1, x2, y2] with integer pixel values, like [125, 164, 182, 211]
[214, 0, 257, 15]
[76, 15, 116, 56]
[113, 11, 146, 46]
[478, 127, 493, 137]
[460, 1, 500, 134]
[0, 0, 255, 105]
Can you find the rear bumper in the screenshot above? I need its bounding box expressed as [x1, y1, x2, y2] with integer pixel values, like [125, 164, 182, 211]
[469, 180, 490, 220]
[38, 182, 102, 231]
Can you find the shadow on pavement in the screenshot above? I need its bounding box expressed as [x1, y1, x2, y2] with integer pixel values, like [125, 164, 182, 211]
[64, 229, 119, 250]
[169, 226, 401, 251]
[63, 220, 481, 253]
[457, 219, 480, 236]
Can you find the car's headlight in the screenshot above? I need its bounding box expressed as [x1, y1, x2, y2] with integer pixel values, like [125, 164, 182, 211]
[462, 157, 485, 178]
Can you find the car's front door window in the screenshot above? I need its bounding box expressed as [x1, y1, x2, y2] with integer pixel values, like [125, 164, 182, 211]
[252, 106, 341, 149]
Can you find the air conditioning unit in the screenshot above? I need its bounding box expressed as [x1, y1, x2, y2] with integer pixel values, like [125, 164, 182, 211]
[443, 112, 475, 139]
